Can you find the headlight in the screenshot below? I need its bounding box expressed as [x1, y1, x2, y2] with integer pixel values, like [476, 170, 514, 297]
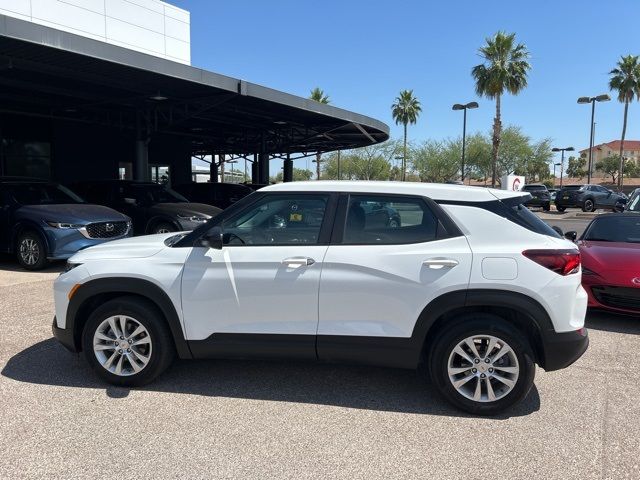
[63, 262, 81, 273]
[46, 221, 84, 229]
[177, 215, 209, 223]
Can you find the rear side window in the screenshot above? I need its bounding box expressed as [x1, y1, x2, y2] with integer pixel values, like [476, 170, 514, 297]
[344, 195, 439, 244]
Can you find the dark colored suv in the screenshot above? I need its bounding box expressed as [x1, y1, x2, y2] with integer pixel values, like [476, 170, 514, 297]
[0, 177, 131, 270]
[173, 182, 253, 210]
[72, 180, 222, 235]
[555, 184, 627, 213]
[521, 184, 551, 211]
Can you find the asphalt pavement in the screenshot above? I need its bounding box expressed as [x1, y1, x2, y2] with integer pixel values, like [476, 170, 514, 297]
[0, 262, 639, 479]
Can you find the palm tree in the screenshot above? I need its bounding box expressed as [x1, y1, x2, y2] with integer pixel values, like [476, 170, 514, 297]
[391, 90, 422, 181]
[609, 54, 640, 190]
[309, 88, 330, 180]
[472, 31, 531, 187]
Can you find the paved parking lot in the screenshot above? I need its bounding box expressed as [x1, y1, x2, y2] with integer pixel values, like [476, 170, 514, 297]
[0, 237, 638, 479]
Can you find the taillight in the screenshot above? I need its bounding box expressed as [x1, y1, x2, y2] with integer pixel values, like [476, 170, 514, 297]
[522, 249, 581, 275]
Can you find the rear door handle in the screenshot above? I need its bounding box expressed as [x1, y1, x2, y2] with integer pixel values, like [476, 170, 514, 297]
[423, 258, 459, 269]
[282, 257, 315, 267]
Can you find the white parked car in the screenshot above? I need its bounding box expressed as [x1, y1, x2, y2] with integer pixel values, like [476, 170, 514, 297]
[53, 181, 588, 414]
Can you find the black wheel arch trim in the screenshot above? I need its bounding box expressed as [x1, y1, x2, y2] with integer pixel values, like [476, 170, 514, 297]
[146, 216, 180, 234]
[64, 277, 192, 359]
[12, 220, 51, 254]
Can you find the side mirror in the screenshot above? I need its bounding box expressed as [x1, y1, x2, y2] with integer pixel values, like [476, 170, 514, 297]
[564, 231, 577, 242]
[551, 225, 564, 237]
[199, 226, 223, 250]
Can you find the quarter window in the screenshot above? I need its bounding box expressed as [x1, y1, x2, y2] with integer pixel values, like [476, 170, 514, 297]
[222, 194, 329, 245]
[344, 195, 439, 244]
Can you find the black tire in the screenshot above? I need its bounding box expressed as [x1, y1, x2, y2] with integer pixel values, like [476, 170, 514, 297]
[582, 198, 595, 212]
[428, 314, 536, 416]
[15, 230, 48, 271]
[543, 203, 551, 212]
[81, 296, 175, 387]
[556, 205, 566, 213]
[150, 222, 177, 234]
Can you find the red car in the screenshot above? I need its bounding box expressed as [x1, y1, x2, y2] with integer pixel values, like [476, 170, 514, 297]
[577, 214, 640, 316]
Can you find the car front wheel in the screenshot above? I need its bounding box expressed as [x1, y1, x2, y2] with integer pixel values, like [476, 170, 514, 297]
[556, 205, 566, 212]
[82, 297, 175, 387]
[151, 222, 176, 234]
[16, 231, 48, 270]
[582, 199, 596, 212]
[429, 314, 535, 415]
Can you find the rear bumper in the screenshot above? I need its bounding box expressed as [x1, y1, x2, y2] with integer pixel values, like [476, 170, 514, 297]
[52, 317, 78, 353]
[540, 328, 589, 371]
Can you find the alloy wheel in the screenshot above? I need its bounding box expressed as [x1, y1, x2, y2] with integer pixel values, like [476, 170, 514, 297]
[93, 315, 153, 376]
[447, 334, 520, 402]
[19, 238, 40, 266]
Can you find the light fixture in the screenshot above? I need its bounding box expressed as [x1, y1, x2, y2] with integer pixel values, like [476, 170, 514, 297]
[149, 93, 168, 101]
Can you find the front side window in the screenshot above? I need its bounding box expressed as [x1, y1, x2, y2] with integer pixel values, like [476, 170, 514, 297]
[222, 194, 329, 245]
[344, 195, 438, 244]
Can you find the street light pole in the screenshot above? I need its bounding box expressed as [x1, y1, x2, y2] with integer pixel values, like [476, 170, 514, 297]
[578, 95, 610, 184]
[551, 146, 574, 188]
[452, 102, 479, 182]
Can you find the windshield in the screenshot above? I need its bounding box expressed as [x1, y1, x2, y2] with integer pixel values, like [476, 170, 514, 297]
[506, 200, 561, 237]
[627, 190, 640, 211]
[7, 183, 85, 205]
[124, 184, 188, 204]
[523, 185, 546, 191]
[582, 215, 640, 243]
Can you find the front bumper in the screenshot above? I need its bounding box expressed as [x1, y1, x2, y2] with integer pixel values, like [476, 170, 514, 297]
[540, 328, 589, 371]
[44, 227, 132, 260]
[52, 317, 79, 353]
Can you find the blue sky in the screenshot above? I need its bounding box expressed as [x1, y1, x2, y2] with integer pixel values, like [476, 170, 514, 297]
[172, 0, 640, 169]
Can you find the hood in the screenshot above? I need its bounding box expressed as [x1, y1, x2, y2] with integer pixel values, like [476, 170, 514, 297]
[148, 202, 222, 218]
[18, 204, 128, 223]
[579, 240, 640, 272]
[69, 232, 175, 262]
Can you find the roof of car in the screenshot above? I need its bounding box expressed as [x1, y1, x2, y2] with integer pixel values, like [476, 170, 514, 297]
[261, 181, 527, 202]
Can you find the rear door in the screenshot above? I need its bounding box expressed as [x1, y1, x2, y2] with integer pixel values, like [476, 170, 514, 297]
[317, 194, 472, 359]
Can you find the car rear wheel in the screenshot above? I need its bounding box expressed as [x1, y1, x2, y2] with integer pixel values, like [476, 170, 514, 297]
[582, 199, 596, 212]
[543, 203, 551, 212]
[428, 314, 535, 415]
[82, 297, 175, 387]
[16, 231, 48, 271]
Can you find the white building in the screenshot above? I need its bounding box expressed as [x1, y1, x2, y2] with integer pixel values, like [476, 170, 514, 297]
[0, 0, 190, 64]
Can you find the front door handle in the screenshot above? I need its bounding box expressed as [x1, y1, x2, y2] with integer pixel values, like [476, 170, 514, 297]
[423, 258, 459, 269]
[282, 257, 315, 267]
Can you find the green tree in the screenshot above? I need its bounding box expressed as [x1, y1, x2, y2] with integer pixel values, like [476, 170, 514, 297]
[498, 126, 533, 181]
[323, 141, 398, 180]
[472, 31, 531, 187]
[391, 90, 422, 181]
[609, 55, 640, 189]
[309, 88, 330, 180]
[411, 139, 462, 183]
[527, 138, 554, 182]
[271, 167, 314, 183]
[624, 159, 640, 178]
[465, 133, 492, 183]
[566, 155, 587, 179]
[595, 155, 621, 183]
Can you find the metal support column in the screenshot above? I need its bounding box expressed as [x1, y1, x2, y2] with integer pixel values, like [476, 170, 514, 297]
[283, 154, 293, 182]
[134, 111, 149, 181]
[209, 156, 218, 183]
[259, 152, 269, 184]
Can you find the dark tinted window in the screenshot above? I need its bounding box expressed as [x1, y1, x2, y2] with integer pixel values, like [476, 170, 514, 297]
[627, 190, 640, 211]
[119, 184, 188, 204]
[581, 215, 640, 243]
[222, 194, 328, 245]
[6, 183, 84, 205]
[344, 195, 438, 244]
[523, 185, 546, 191]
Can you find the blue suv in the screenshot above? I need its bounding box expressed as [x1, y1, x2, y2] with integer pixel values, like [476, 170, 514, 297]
[0, 177, 132, 270]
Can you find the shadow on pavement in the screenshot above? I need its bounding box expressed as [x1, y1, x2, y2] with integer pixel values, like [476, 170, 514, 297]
[0, 254, 65, 273]
[586, 310, 640, 335]
[2, 338, 540, 419]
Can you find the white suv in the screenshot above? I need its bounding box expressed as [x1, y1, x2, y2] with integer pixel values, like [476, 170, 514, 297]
[52, 181, 588, 414]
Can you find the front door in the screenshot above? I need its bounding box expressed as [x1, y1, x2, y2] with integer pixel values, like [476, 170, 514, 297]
[181, 193, 335, 358]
